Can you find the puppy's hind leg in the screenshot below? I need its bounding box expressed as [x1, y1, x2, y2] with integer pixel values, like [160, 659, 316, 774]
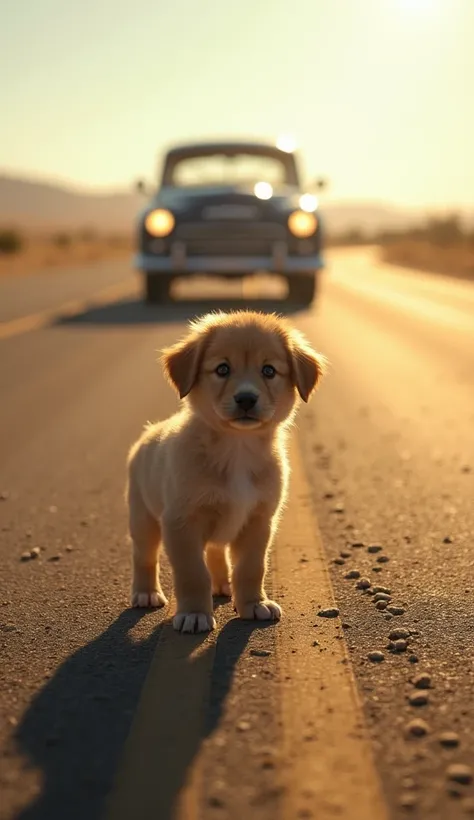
[206, 544, 231, 597]
[129, 488, 168, 609]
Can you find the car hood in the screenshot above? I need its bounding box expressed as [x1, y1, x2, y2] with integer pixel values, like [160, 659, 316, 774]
[143, 184, 308, 215]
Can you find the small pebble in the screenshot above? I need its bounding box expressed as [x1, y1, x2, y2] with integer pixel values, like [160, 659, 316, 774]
[377, 555, 390, 564]
[373, 586, 391, 595]
[374, 592, 391, 603]
[387, 606, 406, 616]
[446, 764, 472, 785]
[0, 491, 9, 501]
[368, 651, 385, 663]
[389, 629, 410, 641]
[48, 554, 62, 562]
[332, 503, 345, 514]
[20, 551, 32, 562]
[345, 570, 360, 580]
[368, 544, 383, 553]
[372, 567, 382, 573]
[376, 601, 388, 611]
[65, 545, 74, 552]
[439, 732, 460, 748]
[413, 673, 432, 690]
[30, 547, 41, 558]
[409, 692, 429, 707]
[250, 649, 271, 657]
[401, 778, 416, 790]
[356, 578, 371, 590]
[443, 536, 453, 544]
[340, 550, 351, 558]
[237, 720, 251, 732]
[405, 718, 430, 737]
[318, 608, 339, 619]
[408, 655, 419, 664]
[351, 542, 364, 548]
[392, 639, 408, 653]
[334, 558, 345, 565]
[342, 622, 351, 629]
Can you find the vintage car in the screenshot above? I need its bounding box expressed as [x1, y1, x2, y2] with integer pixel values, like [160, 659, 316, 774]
[134, 140, 325, 305]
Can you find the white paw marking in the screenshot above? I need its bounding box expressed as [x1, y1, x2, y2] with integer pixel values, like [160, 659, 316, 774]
[173, 612, 216, 633]
[132, 590, 168, 608]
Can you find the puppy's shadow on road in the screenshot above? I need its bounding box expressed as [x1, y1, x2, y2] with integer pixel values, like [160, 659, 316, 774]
[14, 607, 264, 820]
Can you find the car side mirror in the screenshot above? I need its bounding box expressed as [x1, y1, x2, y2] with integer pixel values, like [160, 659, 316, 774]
[314, 177, 328, 191]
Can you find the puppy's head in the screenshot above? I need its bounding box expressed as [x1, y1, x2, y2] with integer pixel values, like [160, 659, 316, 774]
[161, 311, 326, 433]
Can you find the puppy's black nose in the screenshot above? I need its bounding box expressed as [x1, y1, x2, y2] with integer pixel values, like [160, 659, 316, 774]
[234, 392, 258, 412]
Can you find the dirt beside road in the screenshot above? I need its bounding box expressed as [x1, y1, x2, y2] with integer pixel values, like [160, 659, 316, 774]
[0, 235, 132, 276]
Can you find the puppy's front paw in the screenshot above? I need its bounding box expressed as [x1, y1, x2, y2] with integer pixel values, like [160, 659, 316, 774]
[173, 612, 216, 633]
[132, 590, 168, 608]
[237, 599, 282, 621]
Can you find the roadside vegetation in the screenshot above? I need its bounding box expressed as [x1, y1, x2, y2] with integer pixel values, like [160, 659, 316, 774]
[0, 228, 132, 275]
[329, 214, 474, 280]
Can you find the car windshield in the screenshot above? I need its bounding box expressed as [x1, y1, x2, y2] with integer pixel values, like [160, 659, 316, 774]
[166, 152, 293, 187]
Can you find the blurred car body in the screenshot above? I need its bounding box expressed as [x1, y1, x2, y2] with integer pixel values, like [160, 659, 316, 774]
[134, 140, 325, 304]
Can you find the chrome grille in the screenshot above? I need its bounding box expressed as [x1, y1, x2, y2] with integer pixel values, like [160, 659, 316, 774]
[174, 221, 286, 256]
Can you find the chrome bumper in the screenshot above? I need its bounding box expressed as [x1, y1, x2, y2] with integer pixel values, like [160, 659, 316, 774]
[135, 248, 324, 275]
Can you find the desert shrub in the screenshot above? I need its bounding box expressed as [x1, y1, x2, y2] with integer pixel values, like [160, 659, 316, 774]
[78, 227, 98, 243]
[0, 228, 24, 254]
[52, 232, 72, 248]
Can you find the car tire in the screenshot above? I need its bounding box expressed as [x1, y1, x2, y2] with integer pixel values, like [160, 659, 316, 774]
[144, 274, 172, 304]
[286, 274, 317, 305]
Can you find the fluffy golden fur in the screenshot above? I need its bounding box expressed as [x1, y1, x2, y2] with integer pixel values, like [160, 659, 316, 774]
[126, 310, 326, 633]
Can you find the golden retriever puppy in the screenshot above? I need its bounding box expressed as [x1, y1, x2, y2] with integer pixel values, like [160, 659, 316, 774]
[127, 310, 325, 633]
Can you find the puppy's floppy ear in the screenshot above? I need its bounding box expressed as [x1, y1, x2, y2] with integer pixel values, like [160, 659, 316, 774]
[161, 332, 203, 399]
[290, 331, 327, 402]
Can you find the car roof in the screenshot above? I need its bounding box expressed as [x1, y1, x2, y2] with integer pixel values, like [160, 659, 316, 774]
[164, 141, 294, 158]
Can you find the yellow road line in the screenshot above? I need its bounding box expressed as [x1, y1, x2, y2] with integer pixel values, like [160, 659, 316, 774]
[0, 279, 138, 341]
[277, 442, 388, 820]
[104, 616, 215, 820]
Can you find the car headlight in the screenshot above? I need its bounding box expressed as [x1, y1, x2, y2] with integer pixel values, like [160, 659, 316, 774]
[288, 210, 317, 238]
[145, 209, 175, 237]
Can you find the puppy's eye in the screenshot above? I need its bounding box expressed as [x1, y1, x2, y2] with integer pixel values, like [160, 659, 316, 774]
[215, 362, 230, 378]
[262, 364, 276, 379]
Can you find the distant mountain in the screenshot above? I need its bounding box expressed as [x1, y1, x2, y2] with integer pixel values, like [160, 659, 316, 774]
[0, 173, 467, 235]
[0, 175, 143, 232]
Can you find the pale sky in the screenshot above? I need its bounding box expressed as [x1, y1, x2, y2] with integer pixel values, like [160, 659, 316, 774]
[1, 0, 473, 207]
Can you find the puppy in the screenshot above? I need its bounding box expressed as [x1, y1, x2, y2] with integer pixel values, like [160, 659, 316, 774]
[127, 310, 325, 633]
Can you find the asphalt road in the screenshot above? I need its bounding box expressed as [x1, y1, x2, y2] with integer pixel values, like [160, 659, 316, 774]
[1, 249, 473, 820]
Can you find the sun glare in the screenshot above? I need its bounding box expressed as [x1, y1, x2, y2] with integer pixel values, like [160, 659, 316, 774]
[398, 0, 434, 11]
